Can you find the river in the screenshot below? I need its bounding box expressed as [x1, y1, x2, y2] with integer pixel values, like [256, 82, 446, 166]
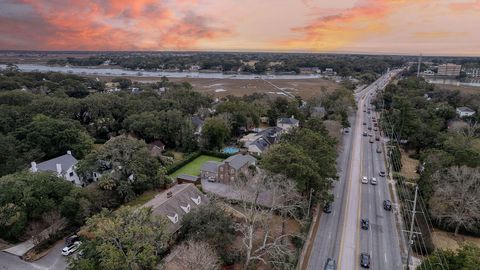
[0, 64, 331, 80]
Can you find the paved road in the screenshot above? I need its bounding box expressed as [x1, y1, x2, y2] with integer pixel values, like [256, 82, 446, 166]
[307, 70, 403, 270]
[0, 240, 67, 270]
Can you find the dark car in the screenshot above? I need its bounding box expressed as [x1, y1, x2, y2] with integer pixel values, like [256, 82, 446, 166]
[324, 258, 336, 270]
[65, 235, 80, 246]
[375, 136, 380, 141]
[360, 253, 371, 268]
[363, 122, 366, 125]
[379, 171, 386, 177]
[363, 132, 368, 136]
[383, 200, 392, 211]
[368, 126, 372, 130]
[344, 129, 350, 134]
[323, 203, 333, 213]
[361, 219, 369, 230]
[369, 138, 374, 143]
[376, 147, 382, 153]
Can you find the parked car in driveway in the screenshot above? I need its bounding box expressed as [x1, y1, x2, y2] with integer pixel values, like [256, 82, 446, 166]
[360, 253, 371, 268]
[361, 219, 369, 230]
[61, 241, 81, 256]
[383, 200, 392, 211]
[361, 176, 368, 184]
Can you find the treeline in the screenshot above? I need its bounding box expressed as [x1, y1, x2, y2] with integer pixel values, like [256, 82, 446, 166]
[45, 52, 405, 79]
[377, 77, 480, 236]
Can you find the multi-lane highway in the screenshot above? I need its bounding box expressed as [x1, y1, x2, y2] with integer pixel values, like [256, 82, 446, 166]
[307, 70, 403, 270]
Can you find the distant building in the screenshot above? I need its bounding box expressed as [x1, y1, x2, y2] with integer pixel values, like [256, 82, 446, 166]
[299, 67, 320, 74]
[200, 154, 257, 183]
[467, 68, 480, 78]
[143, 184, 208, 234]
[277, 116, 300, 132]
[456, 107, 476, 118]
[323, 68, 336, 76]
[191, 115, 204, 136]
[30, 151, 81, 185]
[147, 140, 165, 157]
[437, 64, 461, 76]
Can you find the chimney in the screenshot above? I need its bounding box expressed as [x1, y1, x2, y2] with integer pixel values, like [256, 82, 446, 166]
[67, 150, 72, 155]
[291, 115, 295, 119]
[56, 163, 62, 176]
[31, 162, 37, 172]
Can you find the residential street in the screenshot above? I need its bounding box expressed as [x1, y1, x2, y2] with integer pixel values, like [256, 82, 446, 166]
[307, 70, 403, 270]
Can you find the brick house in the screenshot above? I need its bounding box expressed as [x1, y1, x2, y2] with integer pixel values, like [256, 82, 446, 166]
[200, 154, 257, 184]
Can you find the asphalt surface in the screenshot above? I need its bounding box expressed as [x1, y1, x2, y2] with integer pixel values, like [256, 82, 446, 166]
[0, 240, 67, 270]
[307, 70, 403, 270]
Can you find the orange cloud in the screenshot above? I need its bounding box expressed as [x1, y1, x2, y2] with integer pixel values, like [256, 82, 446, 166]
[449, 0, 480, 12]
[1, 0, 230, 50]
[276, 0, 394, 51]
[414, 31, 468, 39]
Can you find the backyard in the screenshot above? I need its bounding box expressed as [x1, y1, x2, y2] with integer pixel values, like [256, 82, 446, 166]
[169, 155, 224, 179]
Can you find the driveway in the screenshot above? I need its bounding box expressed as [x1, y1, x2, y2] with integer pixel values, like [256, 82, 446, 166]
[0, 240, 67, 270]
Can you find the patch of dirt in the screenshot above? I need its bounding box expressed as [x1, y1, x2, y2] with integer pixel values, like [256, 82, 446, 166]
[400, 149, 420, 180]
[432, 229, 480, 251]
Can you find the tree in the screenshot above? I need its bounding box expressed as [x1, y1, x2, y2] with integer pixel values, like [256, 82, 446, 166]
[180, 202, 235, 263]
[232, 170, 306, 269]
[202, 117, 231, 150]
[70, 206, 169, 270]
[429, 166, 480, 236]
[173, 240, 221, 270]
[0, 172, 75, 240]
[0, 134, 23, 176]
[77, 135, 163, 202]
[418, 244, 480, 270]
[112, 77, 132, 90]
[15, 114, 93, 160]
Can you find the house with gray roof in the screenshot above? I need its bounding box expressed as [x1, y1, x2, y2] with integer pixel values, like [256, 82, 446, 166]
[30, 151, 82, 186]
[240, 127, 283, 156]
[200, 154, 256, 184]
[143, 184, 209, 234]
[277, 116, 299, 132]
[456, 106, 476, 118]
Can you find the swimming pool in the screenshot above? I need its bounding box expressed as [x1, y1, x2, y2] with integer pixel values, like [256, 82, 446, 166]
[222, 147, 240, 154]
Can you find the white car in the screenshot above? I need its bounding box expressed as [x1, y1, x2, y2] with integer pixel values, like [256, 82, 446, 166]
[361, 176, 368, 184]
[61, 241, 81, 256]
[370, 177, 377, 185]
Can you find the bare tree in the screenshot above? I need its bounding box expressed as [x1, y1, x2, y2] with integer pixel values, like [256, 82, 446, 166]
[429, 166, 480, 236]
[173, 240, 221, 270]
[233, 169, 307, 269]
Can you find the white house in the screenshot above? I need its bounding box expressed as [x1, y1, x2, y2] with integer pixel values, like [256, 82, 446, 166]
[276, 116, 300, 132]
[30, 151, 82, 186]
[456, 107, 476, 118]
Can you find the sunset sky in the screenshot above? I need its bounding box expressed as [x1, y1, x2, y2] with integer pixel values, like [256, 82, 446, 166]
[0, 0, 479, 55]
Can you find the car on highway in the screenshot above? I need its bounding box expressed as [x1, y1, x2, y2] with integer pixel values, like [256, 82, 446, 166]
[369, 138, 374, 143]
[373, 127, 378, 131]
[368, 126, 372, 130]
[363, 132, 368, 136]
[375, 136, 380, 141]
[361, 218, 369, 230]
[363, 122, 366, 125]
[323, 203, 333, 213]
[324, 258, 336, 270]
[361, 176, 368, 184]
[344, 129, 349, 134]
[383, 200, 392, 211]
[61, 241, 81, 256]
[376, 147, 382, 153]
[360, 253, 371, 268]
[379, 171, 386, 177]
[370, 177, 377, 185]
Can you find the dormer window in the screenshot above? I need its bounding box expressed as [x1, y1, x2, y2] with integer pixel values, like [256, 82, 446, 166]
[167, 213, 179, 224]
[180, 204, 191, 213]
[191, 196, 201, 205]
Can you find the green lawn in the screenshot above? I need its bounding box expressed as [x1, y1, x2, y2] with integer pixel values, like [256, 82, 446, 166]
[169, 155, 224, 179]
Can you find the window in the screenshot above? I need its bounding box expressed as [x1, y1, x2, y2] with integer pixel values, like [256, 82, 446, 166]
[181, 204, 191, 213]
[191, 196, 201, 205]
[167, 213, 179, 224]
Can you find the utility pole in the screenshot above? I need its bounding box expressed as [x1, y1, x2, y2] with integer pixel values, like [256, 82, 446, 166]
[416, 54, 422, 78]
[406, 186, 418, 270]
